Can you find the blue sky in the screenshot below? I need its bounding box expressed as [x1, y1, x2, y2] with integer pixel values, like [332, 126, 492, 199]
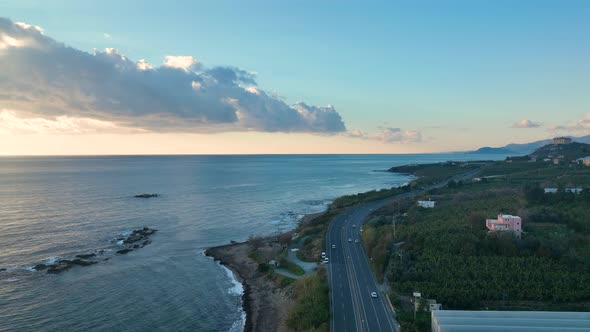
[0, 1, 589, 154]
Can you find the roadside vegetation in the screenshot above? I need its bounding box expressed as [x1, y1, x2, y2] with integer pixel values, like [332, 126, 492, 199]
[247, 234, 298, 287]
[296, 210, 339, 261]
[287, 269, 330, 332]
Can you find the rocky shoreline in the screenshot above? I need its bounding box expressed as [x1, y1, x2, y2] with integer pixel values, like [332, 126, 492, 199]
[31, 227, 157, 274]
[206, 239, 295, 332]
[205, 212, 324, 332]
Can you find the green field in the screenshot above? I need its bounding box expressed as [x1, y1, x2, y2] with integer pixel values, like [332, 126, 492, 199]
[361, 150, 590, 331]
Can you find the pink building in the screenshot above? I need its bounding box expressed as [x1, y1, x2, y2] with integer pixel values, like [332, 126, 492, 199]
[486, 214, 522, 234]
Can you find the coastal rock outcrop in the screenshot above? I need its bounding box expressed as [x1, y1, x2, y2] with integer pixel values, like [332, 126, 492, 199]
[42, 259, 98, 274]
[76, 253, 96, 259]
[134, 193, 159, 198]
[32, 227, 157, 274]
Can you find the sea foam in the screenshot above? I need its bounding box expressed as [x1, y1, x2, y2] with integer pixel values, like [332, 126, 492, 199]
[218, 262, 246, 332]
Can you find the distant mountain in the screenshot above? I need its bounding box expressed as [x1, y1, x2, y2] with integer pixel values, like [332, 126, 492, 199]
[468, 147, 516, 154]
[469, 134, 590, 155]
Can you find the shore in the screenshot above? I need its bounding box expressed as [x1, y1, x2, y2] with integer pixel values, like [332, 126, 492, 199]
[205, 212, 324, 332]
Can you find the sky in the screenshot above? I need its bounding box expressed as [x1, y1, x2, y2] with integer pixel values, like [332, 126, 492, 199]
[0, 0, 589, 155]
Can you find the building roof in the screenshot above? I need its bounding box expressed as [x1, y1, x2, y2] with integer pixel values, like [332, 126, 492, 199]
[432, 310, 590, 332]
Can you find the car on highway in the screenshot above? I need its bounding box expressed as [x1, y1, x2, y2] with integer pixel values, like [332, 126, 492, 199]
[352, 224, 356, 228]
[371, 292, 378, 298]
[348, 238, 352, 242]
[355, 239, 359, 243]
[331, 244, 336, 249]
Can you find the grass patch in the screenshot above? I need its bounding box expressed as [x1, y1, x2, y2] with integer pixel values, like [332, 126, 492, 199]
[287, 269, 329, 332]
[279, 257, 306, 276]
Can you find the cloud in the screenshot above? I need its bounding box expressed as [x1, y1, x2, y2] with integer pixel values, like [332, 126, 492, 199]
[346, 127, 422, 144]
[163, 55, 199, 71]
[0, 17, 346, 134]
[511, 119, 541, 128]
[0, 109, 142, 135]
[103, 33, 112, 40]
[551, 114, 590, 133]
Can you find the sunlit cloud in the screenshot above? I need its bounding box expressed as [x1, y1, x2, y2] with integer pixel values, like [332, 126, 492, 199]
[511, 119, 540, 128]
[0, 17, 346, 134]
[345, 127, 422, 144]
[0, 109, 144, 135]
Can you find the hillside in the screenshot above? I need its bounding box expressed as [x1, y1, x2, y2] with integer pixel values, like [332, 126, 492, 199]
[366, 156, 590, 331]
[529, 142, 590, 160]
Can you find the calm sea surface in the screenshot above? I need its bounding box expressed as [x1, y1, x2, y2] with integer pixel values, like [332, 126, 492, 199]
[0, 154, 504, 331]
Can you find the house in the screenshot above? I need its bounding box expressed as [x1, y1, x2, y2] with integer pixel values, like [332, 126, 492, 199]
[544, 187, 558, 194]
[486, 214, 522, 234]
[417, 200, 435, 208]
[577, 157, 590, 167]
[553, 158, 560, 165]
[553, 137, 572, 145]
[565, 188, 583, 194]
[415, 298, 442, 312]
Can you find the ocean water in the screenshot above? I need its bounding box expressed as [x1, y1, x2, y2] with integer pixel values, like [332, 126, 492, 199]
[0, 154, 504, 332]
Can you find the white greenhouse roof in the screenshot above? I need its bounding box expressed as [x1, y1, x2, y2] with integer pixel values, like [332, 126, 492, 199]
[432, 310, 590, 332]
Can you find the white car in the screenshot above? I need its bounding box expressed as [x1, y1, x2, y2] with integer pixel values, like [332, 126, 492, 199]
[371, 292, 378, 298]
[352, 224, 356, 228]
[348, 238, 352, 242]
[332, 244, 336, 249]
[355, 239, 359, 243]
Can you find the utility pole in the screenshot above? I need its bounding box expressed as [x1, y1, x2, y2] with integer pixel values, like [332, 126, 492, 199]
[413, 291, 421, 320]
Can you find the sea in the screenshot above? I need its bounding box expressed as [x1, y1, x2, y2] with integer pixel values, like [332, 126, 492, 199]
[0, 154, 505, 332]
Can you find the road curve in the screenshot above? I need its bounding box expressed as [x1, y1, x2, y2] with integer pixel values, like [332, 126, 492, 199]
[326, 168, 482, 332]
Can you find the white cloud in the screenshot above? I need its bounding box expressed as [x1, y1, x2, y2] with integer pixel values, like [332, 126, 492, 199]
[103, 33, 112, 39]
[136, 59, 153, 70]
[511, 119, 540, 128]
[0, 17, 346, 134]
[163, 55, 200, 71]
[345, 127, 422, 144]
[14, 22, 43, 34]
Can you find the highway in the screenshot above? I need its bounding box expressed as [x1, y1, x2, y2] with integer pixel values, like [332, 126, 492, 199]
[326, 167, 482, 332]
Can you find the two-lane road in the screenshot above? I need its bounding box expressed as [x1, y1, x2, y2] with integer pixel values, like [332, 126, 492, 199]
[326, 167, 483, 331]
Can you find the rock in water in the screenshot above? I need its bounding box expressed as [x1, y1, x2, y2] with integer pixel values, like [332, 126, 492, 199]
[33, 264, 48, 271]
[70, 259, 97, 266]
[76, 253, 96, 259]
[47, 264, 72, 274]
[134, 193, 159, 198]
[116, 248, 133, 255]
